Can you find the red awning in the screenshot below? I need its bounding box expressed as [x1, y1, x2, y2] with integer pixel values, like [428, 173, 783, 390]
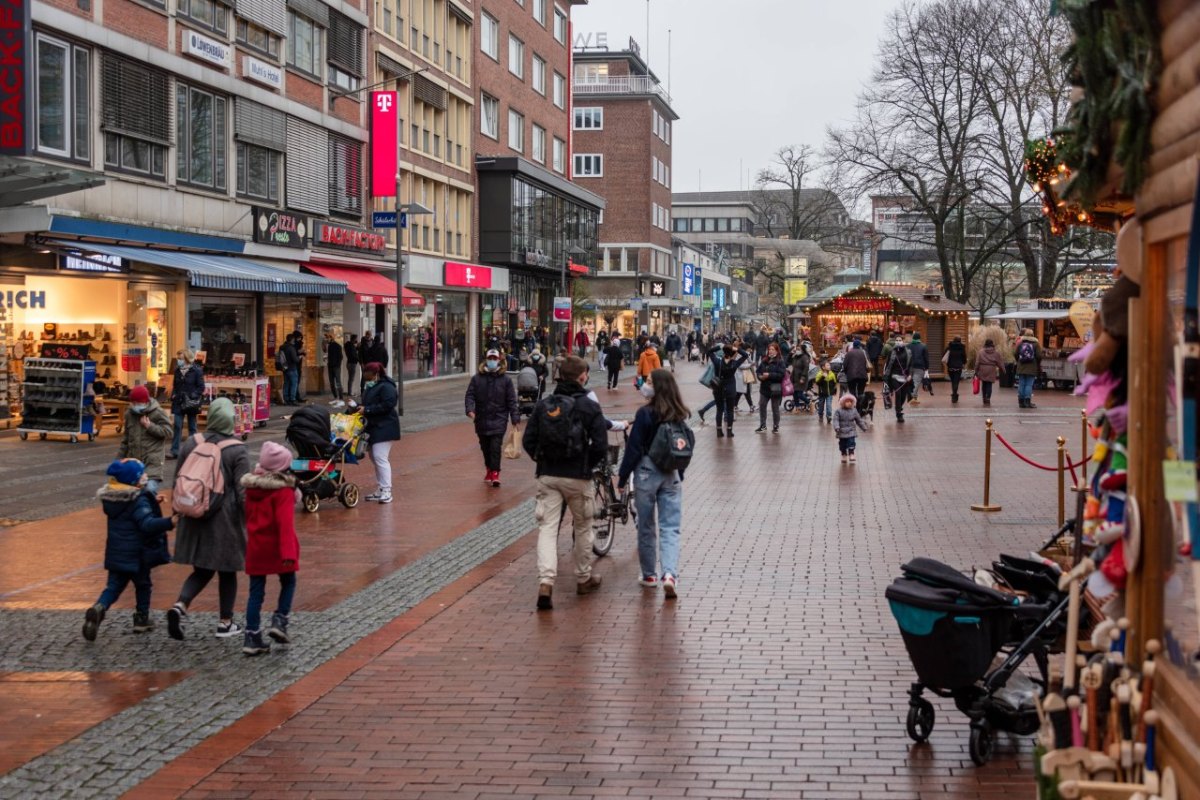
[303, 263, 425, 307]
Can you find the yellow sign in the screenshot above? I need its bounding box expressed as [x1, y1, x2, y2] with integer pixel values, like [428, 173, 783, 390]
[1068, 300, 1095, 338]
[784, 278, 808, 305]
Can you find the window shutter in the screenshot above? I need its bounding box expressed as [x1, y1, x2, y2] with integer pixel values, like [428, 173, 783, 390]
[328, 133, 362, 216]
[327, 10, 364, 76]
[235, 99, 286, 151]
[238, 0, 287, 36]
[286, 117, 329, 215]
[413, 74, 446, 111]
[286, 0, 328, 27]
[377, 51, 408, 78]
[101, 54, 171, 144]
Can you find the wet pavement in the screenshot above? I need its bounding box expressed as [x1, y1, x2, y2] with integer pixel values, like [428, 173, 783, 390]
[0, 361, 1089, 798]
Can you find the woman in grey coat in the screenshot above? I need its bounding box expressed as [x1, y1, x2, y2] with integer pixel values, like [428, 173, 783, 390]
[166, 397, 251, 640]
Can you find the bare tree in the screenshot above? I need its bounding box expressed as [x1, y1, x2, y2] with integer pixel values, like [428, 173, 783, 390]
[970, 260, 1028, 320]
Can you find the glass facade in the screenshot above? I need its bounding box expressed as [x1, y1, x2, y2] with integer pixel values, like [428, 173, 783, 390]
[509, 177, 599, 271]
[400, 291, 469, 380]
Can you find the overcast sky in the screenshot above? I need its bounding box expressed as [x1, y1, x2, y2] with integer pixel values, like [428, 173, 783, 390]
[571, 0, 902, 194]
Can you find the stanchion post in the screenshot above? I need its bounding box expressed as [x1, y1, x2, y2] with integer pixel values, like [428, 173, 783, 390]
[971, 419, 1002, 512]
[1057, 435, 1066, 528]
[1080, 409, 1089, 487]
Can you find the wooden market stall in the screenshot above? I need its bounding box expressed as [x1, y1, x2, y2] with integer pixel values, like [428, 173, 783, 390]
[991, 299, 1098, 388]
[806, 282, 971, 376]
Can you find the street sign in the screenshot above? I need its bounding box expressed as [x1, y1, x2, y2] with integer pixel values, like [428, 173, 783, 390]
[399, 212, 408, 229]
[372, 211, 397, 229]
[630, 298, 645, 311]
[553, 296, 572, 322]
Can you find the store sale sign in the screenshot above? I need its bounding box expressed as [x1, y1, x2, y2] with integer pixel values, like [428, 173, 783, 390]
[833, 297, 893, 313]
[371, 91, 399, 198]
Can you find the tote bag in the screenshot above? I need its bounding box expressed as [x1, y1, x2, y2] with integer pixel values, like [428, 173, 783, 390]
[503, 425, 522, 460]
[972, 375, 981, 395]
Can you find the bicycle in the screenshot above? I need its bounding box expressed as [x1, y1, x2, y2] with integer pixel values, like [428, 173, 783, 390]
[591, 428, 635, 557]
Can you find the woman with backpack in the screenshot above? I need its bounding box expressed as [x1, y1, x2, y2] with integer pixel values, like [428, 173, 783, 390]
[618, 368, 690, 599]
[755, 342, 787, 433]
[168, 349, 205, 460]
[1015, 328, 1042, 409]
[166, 397, 251, 641]
[358, 362, 400, 503]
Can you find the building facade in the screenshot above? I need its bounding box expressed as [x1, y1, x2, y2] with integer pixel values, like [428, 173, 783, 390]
[571, 42, 678, 339]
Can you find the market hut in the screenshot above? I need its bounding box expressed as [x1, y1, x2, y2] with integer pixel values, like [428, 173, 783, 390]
[806, 282, 971, 375]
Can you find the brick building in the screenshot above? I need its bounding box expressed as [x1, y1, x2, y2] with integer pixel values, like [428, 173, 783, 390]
[570, 42, 679, 339]
[472, 0, 602, 347]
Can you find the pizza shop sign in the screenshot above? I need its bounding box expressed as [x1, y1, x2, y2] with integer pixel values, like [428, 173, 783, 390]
[833, 297, 893, 313]
[313, 222, 387, 255]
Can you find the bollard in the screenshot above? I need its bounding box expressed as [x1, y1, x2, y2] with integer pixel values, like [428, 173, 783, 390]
[971, 419, 1002, 512]
[1057, 436, 1067, 528]
[1080, 409, 1089, 488]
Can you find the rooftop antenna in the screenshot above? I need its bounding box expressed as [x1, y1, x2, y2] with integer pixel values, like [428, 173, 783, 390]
[667, 28, 672, 96]
[646, 0, 651, 64]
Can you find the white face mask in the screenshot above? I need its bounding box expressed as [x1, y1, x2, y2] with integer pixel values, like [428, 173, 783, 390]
[639, 382, 655, 399]
[131, 404, 148, 413]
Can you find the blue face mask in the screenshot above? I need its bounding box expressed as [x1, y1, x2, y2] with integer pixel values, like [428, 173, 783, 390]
[485, 359, 500, 370]
[176, 358, 186, 368]
[365, 380, 378, 389]
[131, 404, 148, 413]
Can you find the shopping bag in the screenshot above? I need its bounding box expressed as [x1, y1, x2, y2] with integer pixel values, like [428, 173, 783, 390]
[782, 374, 794, 396]
[699, 362, 715, 388]
[972, 375, 981, 395]
[503, 425, 522, 460]
[741, 367, 758, 385]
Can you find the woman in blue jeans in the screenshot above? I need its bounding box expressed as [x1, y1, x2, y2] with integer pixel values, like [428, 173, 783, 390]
[168, 350, 205, 458]
[618, 368, 689, 599]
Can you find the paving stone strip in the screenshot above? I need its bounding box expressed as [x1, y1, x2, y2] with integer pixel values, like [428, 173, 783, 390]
[0, 498, 536, 798]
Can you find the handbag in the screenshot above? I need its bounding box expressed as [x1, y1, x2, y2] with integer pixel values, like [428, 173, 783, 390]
[178, 393, 203, 414]
[741, 367, 758, 385]
[941, 350, 950, 366]
[972, 375, 981, 395]
[503, 425, 522, 460]
[765, 382, 783, 398]
[699, 362, 715, 388]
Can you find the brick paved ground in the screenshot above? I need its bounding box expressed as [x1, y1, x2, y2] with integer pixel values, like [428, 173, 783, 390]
[0, 360, 1089, 798]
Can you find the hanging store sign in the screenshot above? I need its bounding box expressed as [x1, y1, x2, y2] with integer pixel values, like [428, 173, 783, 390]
[243, 55, 282, 88]
[183, 28, 231, 67]
[313, 221, 387, 255]
[681, 263, 695, 295]
[444, 262, 493, 290]
[0, 0, 30, 156]
[60, 251, 127, 273]
[833, 297, 892, 313]
[640, 280, 667, 297]
[371, 91, 398, 198]
[253, 207, 308, 249]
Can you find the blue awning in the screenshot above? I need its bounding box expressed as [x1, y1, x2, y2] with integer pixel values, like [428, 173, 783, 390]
[67, 244, 347, 296]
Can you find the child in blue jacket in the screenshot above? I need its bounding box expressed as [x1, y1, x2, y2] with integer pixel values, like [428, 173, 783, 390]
[82, 459, 174, 641]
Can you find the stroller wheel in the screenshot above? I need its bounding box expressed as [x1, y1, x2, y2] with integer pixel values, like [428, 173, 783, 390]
[339, 483, 361, 508]
[968, 721, 994, 766]
[905, 700, 935, 744]
[783, 399, 795, 413]
[302, 492, 321, 514]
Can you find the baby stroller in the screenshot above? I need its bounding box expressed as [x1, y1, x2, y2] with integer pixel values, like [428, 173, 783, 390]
[885, 550, 1074, 765]
[285, 405, 366, 513]
[857, 390, 876, 421]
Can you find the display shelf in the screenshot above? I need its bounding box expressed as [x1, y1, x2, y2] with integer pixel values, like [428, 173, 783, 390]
[18, 358, 97, 443]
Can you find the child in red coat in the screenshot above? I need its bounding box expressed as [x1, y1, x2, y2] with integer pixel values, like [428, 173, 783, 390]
[240, 441, 300, 655]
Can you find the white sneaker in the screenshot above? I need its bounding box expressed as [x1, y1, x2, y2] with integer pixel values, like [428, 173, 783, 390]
[215, 621, 243, 638]
[377, 492, 393, 504]
[365, 490, 383, 501]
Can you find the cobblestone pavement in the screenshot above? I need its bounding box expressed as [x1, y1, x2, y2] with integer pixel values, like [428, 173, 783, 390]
[0, 361, 1090, 798]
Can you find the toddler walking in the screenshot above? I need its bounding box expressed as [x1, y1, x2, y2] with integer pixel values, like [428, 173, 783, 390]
[240, 441, 300, 656]
[82, 459, 174, 640]
[833, 393, 870, 464]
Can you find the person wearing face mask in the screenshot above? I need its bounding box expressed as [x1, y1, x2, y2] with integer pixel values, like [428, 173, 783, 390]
[465, 349, 520, 487]
[755, 342, 787, 434]
[356, 362, 400, 503]
[168, 350, 205, 460]
[708, 343, 750, 438]
[118, 384, 173, 492]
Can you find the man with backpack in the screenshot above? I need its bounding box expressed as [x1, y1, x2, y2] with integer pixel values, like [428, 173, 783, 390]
[1015, 328, 1042, 409]
[522, 355, 609, 610]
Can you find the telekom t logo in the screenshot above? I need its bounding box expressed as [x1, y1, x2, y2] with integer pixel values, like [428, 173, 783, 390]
[376, 94, 394, 113]
[464, 267, 476, 284]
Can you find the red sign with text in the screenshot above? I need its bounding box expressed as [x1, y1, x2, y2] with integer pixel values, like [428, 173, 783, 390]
[833, 297, 893, 313]
[444, 262, 493, 290]
[371, 91, 398, 197]
[0, 0, 30, 156]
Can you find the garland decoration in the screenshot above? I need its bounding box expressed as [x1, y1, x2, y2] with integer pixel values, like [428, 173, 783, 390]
[1024, 137, 1094, 235]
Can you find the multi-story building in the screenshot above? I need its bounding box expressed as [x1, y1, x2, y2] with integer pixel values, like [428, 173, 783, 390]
[473, 0, 602, 347]
[570, 40, 678, 339]
[0, 0, 409, 415]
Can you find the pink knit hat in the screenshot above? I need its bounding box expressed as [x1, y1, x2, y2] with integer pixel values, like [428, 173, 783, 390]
[255, 441, 293, 474]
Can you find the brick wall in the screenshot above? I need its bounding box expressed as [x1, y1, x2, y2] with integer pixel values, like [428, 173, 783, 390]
[102, 0, 168, 48]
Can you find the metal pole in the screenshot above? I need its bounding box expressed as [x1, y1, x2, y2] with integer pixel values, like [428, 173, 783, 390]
[1057, 435, 1067, 528]
[971, 419, 1002, 512]
[1080, 409, 1089, 487]
[394, 177, 405, 426]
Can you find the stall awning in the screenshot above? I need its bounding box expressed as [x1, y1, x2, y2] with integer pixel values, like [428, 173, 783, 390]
[67, 244, 346, 295]
[303, 262, 425, 307]
[990, 309, 1070, 320]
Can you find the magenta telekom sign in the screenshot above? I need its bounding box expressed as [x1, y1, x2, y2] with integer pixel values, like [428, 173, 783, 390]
[0, 0, 30, 155]
[371, 91, 398, 198]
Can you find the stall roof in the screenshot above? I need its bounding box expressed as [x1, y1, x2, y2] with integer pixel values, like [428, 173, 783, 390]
[68, 244, 347, 296]
[808, 282, 972, 314]
[990, 309, 1070, 320]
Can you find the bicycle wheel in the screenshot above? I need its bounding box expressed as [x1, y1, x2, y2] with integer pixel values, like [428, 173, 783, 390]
[592, 482, 617, 557]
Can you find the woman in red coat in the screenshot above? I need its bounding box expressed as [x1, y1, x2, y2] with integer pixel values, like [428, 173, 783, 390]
[240, 440, 300, 655]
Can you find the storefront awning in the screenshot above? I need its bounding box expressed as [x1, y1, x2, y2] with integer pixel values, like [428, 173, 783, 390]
[69, 244, 346, 295]
[303, 263, 425, 307]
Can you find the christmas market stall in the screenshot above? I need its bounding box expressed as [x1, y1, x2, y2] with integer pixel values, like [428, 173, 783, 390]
[806, 282, 971, 375]
[990, 298, 1099, 388]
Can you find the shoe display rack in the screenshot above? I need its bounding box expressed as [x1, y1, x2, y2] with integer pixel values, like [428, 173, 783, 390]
[19, 358, 98, 443]
[0, 307, 12, 425]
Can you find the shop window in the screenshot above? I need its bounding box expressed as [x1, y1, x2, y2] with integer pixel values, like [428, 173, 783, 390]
[35, 34, 90, 163]
[236, 142, 281, 202]
[177, 84, 228, 192]
[127, 289, 171, 386]
[101, 54, 170, 180]
[189, 295, 255, 361]
[327, 10, 363, 92]
[287, 11, 324, 79]
[236, 18, 281, 59]
[178, 0, 229, 35]
[327, 133, 362, 217]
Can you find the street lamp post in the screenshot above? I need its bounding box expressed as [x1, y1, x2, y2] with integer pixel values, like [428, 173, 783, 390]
[393, 199, 433, 424]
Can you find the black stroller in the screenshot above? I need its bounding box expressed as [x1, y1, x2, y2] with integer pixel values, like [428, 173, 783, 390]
[885, 551, 1074, 765]
[285, 406, 365, 513]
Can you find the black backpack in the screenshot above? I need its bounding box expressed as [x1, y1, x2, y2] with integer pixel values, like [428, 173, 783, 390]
[532, 394, 586, 461]
[1017, 340, 1037, 364]
[648, 419, 695, 472]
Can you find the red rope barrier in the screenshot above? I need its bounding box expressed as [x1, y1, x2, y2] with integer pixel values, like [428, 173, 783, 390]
[994, 431, 1091, 473]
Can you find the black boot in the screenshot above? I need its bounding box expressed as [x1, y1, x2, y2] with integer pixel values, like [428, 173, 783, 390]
[951, 394, 958, 403]
[717, 426, 725, 438]
[727, 424, 735, 438]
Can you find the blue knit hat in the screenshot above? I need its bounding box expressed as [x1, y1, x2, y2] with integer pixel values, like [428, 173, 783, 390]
[107, 458, 145, 487]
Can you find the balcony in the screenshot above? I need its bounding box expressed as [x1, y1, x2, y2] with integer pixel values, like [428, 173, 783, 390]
[573, 76, 672, 106]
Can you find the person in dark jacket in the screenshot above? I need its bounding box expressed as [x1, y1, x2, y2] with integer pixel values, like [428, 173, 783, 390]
[603, 335, 624, 389]
[325, 333, 344, 399]
[368, 334, 389, 370]
[358, 332, 374, 393]
[866, 330, 884, 380]
[595, 329, 610, 363]
[906, 333, 930, 403]
[279, 334, 301, 405]
[943, 336, 968, 403]
[167, 398, 251, 640]
[885, 340, 913, 423]
[755, 342, 788, 433]
[465, 348, 520, 488]
[169, 349, 206, 458]
[82, 458, 174, 640]
[842, 341, 870, 399]
[522, 356, 608, 610]
[345, 334, 360, 398]
[790, 342, 814, 412]
[357, 362, 399, 503]
[709, 344, 750, 438]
